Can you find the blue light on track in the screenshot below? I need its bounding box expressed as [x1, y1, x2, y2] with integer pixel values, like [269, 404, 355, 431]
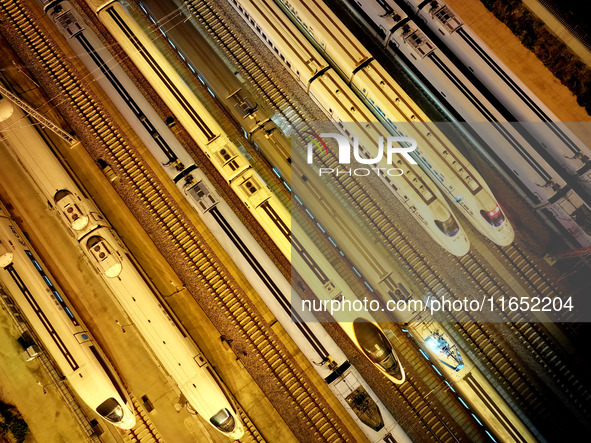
[472, 414, 483, 426]
[485, 431, 497, 442]
[445, 381, 456, 393]
[458, 397, 469, 409]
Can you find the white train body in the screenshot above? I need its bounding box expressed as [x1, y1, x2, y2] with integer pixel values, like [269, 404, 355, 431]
[291, 151, 539, 440]
[0, 203, 135, 430]
[225, 0, 470, 256]
[0, 97, 244, 439]
[82, 0, 292, 261]
[291, 156, 420, 322]
[292, 221, 406, 386]
[402, 0, 591, 193]
[44, 4, 410, 438]
[344, 0, 591, 247]
[81, 227, 243, 438]
[403, 325, 536, 442]
[248, 0, 513, 246]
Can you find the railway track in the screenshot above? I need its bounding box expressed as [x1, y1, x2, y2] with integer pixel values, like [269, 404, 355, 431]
[236, 405, 266, 442]
[179, 0, 591, 437]
[317, 146, 591, 435]
[124, 394, 163, 443]
[0, 1, 353, 441]
[457, 250, 591, 415]
[181, 1, 498, 441]
[0, 285, 101, 443]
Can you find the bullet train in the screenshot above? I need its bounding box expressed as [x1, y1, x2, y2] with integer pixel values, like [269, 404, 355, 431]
[134, 1, 294, 187]
[289, 152, 536, 440]
[41, 4, 410, 439]
[48, 2, 410, 388]
[0, 201, 135, 430]
[217, 0, 470, 255]
[292, 219, 406, 386]
[77, 0, 292, 260]
[229, 0, 514, 247]
[402, 325, 537, 442]
[342, 0, 591, 247]
[400, 0, 591, 195]
[0, 97, 244, 439]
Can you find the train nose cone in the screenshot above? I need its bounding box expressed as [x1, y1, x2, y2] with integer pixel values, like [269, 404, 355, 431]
[0, 98, 15, 123]
[0, 242, 13, 268]
[0, 251, 13, 268]
[353, 318, 402, 379]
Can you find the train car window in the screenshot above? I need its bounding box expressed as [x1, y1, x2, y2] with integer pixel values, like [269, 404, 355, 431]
[53, 290, 64, 303]
[25, 250, 78, 325]
[210, 409, 236, 432]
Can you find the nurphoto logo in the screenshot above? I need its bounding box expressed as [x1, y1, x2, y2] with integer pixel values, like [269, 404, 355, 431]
[304, 131, 418, 177]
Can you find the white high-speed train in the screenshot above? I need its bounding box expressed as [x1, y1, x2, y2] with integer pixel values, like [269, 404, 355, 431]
[42, 3, 410, 438]
[402, 325, 536, 442]
[400, 0, 591, 196]
[342, 0, 591, 247]
[229, 0, 514, 248]
[66, 0, 410, 390]
[291, 219, 406, 386]
[221, 0, 470, 256]
[0, 97, 244, 439]
[0, 200, 135, 430]
[77, 0, 292, 261]
[290, 151, 536, 442]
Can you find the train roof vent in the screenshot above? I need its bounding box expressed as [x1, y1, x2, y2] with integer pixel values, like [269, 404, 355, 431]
[433, 6, 463, 33]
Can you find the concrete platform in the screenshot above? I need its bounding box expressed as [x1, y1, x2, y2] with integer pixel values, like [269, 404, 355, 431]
[0, 303, 89, 443]
[446, 0, 591, 122]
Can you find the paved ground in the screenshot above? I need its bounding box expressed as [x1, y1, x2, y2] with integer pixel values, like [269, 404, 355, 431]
[447, 0, 591, 123]
[0, 304, 88, 443]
